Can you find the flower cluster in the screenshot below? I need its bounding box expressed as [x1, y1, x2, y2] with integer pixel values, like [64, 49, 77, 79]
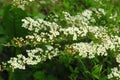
[67, 42, 107, 59]
[2, 8, 120, 80]
[12, 0, 34, 10]
[22, 17, 60, 40]
[108, 67, 120, 80]
[7, 45, 59, 70]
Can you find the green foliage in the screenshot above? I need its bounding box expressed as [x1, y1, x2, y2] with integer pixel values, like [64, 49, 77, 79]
[0, 25, 7, 52]
[0, 77, 3, 80]
[2, 4, 28, 39]
[33, 71, 57, 80]
[91, 65, 102, 79]
[0, 0, 120, 80]
[8, 69, 33, 80]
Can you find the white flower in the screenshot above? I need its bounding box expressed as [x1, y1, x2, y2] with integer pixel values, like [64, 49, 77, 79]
[98, 8, 106, 15]
[8, 57, 26, 70]
[108, 67, 120, 79]
[29, 0, 34, 2]
[82, 10, 92, 19]
[12, 0, 34, 10]
[116, 54, 120, 63]
[46, 45, 53, 51]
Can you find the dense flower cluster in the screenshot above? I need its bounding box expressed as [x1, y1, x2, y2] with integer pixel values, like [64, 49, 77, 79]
[1, 7, 120, 79]
[108, 67, 120, 80]
[67, 42, 107, 59]
[107, 54, 120, 79]
[8, 45, 59, 70]
[12, 0, 34, 10]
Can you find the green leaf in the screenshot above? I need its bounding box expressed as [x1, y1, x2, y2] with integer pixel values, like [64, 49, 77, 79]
[0, 25, 7, 52]
[0, 26, 4, 35]
[34, 71, 46, 80]
[33, 71, 57, 80]
[0, 77, 3, 80]
[34, 13, 45, 19]
[47, 75, 57, 80]
[11, 70, 33, 80]
[2, 4, 28, 39]
[0, 9, 3, 17]
[92, 65, 103, 79]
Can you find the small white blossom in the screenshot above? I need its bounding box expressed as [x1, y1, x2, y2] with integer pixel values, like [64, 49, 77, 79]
[116, 54, 120, 63]
[108, 67, 120, 79]
[98, 8, 106, 15]
[82, 9, 92, 19]
[12, 0, 34, 10]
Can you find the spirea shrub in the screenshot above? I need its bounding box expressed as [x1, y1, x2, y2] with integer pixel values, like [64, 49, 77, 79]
[0, 0, 120, 80]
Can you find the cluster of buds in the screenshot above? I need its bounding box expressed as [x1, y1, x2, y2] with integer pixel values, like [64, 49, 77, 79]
[12, 0, 34, 10]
